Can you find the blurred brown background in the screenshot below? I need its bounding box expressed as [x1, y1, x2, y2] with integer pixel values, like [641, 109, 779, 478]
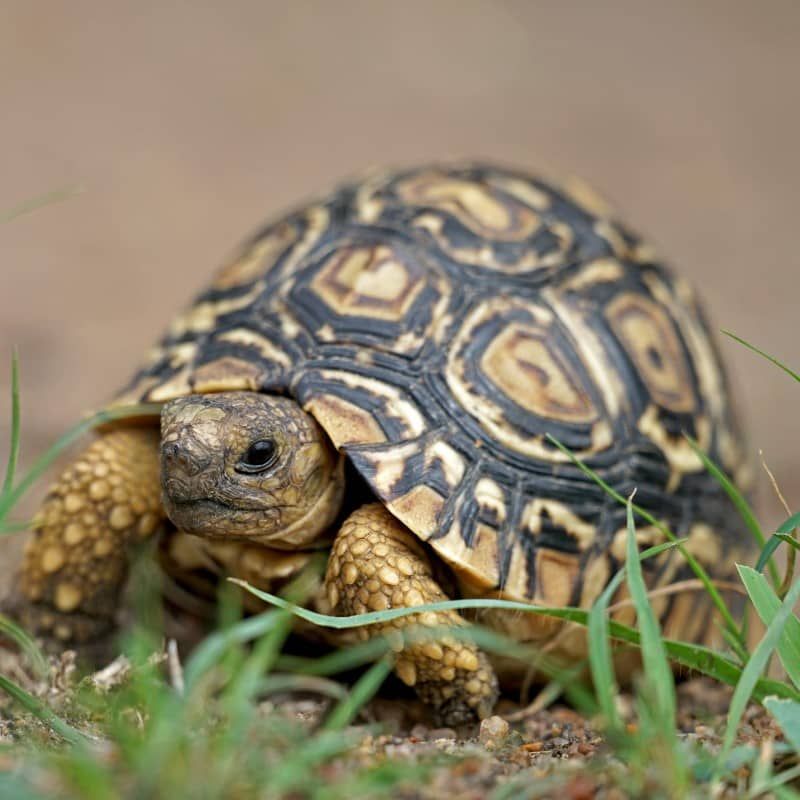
[1, 1, 799, 573]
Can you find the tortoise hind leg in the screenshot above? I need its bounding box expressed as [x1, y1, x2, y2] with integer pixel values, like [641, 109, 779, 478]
[320, 503, 498, 725]
[10, 427, 165, 647]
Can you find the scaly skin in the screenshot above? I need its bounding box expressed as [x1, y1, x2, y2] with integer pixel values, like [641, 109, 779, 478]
[322, 503, 498, 725]
[13, 428, 165, 646]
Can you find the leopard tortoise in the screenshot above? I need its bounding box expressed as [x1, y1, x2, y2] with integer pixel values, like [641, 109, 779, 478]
[13, 163, 751, 724]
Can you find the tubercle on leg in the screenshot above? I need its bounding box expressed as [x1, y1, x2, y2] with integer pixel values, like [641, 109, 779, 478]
[16, 427, 164, 644]
[323, 503, 498, 723]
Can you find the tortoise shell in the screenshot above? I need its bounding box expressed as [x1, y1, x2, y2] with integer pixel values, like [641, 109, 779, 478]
[113, 164, 750, 607]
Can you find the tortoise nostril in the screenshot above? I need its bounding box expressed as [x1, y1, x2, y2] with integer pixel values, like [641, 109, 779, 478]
[162, 441, 182, 464]
[161, 441, 196, 474]
[161, 436, 216, 497]
[162, 442, 177, 459]
[161, 442, 207, 507]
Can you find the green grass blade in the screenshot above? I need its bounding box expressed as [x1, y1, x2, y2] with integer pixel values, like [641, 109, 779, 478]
[738, 566, 800, 691]
[0, 612, 48, 679]
[0, 520, 32, 534]
[758, 535, 789, 574]
[778, 513, 800, 535]
[52, 750, 120, 800]
[755, 765, 800, 796]
[323, 656, 394, 730]
[644, 638, 794, 704]
[587, 568, 625, 734]
[277, 637, 392, 677]
[266, 729, 362, 796]
[0, 186, 83, 226]
[722, 330, 800, 383]
[0, 403, 161, 524]
[546, 434, 747, 659]
[640, 538, 689, 559]
[624, 498, 676, 725]
[776, 533, 800, 551]
[0, 674, 86, 745]
[258, 674, 348, 702]
[235, 580, 797, 703]
[685, 434, 778, 587]
[225, 612, 293, 707]
[210, 611, 299, 781]
[715, 573, 800, 777]
[764, 697, 800, 753]
[228, 581, 616, 630]
[1, 351, 21, 501]
[229, 539, 683, 632]
[223, 562, 322, 708]
[183, 610, 281, 688]
[0, 773, 48, 800]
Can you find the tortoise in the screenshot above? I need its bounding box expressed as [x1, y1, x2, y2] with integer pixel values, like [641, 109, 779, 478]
[12, 163, 751, 724]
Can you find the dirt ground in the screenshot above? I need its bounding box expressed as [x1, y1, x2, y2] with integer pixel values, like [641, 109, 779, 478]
[2, 1, 800, 581]
[0, 641, 786, 798]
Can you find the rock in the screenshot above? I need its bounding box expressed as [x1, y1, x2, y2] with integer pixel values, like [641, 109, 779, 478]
[479, 715, 510, 747]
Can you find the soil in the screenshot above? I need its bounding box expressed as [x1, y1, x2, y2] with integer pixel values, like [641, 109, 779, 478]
[0, 644, 790, 800]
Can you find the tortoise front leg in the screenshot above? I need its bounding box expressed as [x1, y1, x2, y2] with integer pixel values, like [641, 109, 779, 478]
[10, 427, 165, 647]
[321, 503, 498, 725]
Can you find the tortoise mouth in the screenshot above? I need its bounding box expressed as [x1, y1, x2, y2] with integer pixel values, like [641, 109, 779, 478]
[169, 496, 264, 514]
[163, 495, 275, 541]
[162, 471, 268, 515]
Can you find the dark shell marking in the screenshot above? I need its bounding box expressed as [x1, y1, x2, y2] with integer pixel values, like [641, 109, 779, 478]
[114, 164, 750, 605]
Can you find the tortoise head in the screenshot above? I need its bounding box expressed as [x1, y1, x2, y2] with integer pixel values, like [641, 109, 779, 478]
[160, 392, 344, 548]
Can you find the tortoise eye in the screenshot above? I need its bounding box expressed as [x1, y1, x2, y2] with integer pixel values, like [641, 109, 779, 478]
[236, 439, 277, 474]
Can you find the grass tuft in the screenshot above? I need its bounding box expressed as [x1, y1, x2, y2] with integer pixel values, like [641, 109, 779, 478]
[714, 574, 800, 782]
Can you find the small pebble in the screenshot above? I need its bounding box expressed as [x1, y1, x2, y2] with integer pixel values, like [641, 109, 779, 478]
[479, 715, 510, 746]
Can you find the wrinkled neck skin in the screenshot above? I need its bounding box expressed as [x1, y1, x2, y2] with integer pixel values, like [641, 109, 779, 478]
[160, 392, 345, 549]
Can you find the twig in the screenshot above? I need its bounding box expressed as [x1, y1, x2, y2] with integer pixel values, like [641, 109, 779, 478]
[605, 578, 746, 613]
[760, 449, 796, 598]
[167, 639, 185, 695]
